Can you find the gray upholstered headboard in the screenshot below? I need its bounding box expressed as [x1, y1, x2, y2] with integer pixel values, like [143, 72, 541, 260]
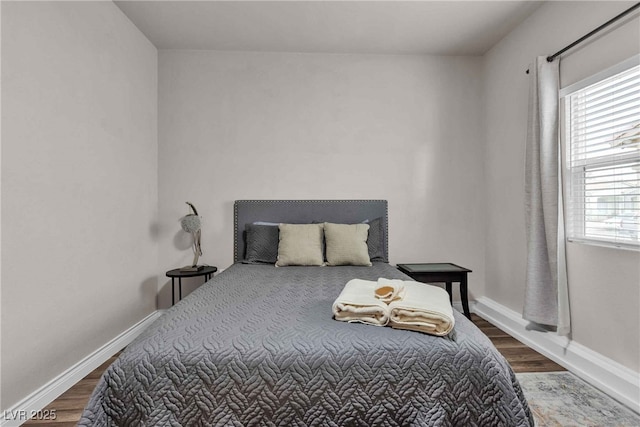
[234, 200, 388, 263]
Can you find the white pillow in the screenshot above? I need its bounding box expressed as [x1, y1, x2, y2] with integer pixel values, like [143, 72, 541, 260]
[324, 222, 372, 266]
[275, 223, 325, 266]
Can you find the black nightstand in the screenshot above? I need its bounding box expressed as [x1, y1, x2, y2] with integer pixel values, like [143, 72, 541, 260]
[166, 266, 217, 305]
[397, 263, 472, 319]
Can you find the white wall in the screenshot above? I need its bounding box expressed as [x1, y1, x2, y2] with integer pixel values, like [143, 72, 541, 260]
[1, 1, 158, 408]
[483, 1, 640, 371]
[0, 0, 4, 407]
[158, 50, 485, 307]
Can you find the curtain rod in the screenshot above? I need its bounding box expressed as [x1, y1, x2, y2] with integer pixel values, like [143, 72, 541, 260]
[526, 2, 640, 74]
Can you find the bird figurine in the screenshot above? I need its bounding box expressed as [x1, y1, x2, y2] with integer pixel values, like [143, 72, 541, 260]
[180, 202, 203, 270]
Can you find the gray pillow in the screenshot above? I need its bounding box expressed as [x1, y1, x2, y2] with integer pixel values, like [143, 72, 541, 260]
[364, 217, 385, 262]
[244, 224, 279, 264]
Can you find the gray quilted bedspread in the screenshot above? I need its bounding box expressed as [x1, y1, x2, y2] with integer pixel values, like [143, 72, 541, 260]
[80, 263, 533, 426]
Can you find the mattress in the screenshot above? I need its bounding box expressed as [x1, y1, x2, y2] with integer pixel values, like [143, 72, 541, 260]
[80, 263, 533, 426]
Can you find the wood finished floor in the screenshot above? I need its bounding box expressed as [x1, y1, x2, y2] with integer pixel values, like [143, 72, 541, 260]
[23, 313, 564, 425]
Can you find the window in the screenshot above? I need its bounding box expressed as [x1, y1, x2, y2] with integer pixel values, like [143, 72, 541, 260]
[562, 58, 640, 249]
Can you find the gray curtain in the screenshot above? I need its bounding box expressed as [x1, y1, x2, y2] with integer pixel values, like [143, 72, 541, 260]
[524, 56, 570, 336]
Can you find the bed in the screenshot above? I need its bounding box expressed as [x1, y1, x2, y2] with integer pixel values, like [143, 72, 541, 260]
[80, 200, 533, 426]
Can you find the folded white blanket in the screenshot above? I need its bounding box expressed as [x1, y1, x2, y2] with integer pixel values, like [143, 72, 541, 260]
[375, 278, 405, 303]
[332, 279, 390, 326]
[388, 281, 455, 336]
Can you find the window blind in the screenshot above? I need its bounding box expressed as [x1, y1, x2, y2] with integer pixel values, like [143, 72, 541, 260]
[565, 63, 640, 248]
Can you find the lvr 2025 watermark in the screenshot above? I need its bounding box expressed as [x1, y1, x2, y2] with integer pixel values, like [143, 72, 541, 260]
[3, 409, 57, 421]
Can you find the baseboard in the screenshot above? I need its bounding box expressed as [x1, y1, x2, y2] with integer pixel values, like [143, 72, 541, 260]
[474, 297, 640, 414]
[1, 310, 164, 427]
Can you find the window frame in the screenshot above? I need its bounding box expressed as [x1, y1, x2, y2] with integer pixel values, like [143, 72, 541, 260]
[559, 55, 640, 251]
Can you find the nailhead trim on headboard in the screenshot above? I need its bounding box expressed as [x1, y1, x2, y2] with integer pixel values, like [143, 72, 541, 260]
[233, 200, 389, 263]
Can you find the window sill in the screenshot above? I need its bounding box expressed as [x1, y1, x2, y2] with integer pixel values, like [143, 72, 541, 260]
[566, 238, 640, 252]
